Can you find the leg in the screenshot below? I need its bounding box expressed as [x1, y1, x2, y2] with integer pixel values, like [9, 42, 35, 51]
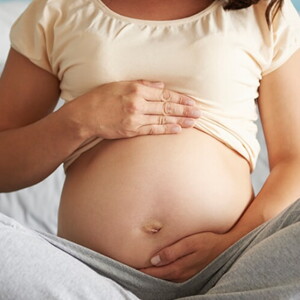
[177, 199, 300, 300]
[0, 213, 139, 300]
[204, 222, 300, 299]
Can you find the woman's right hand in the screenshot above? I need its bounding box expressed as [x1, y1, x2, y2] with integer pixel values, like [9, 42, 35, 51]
[71, 80, 201, 139]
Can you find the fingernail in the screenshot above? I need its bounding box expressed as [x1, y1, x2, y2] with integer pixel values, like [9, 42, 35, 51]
[151, 255, 161, 266]
[171, 126, 181, 133]
[192, 110, 201, 118]
[183, 119, 195, 127]
[185, 99, 195, 106]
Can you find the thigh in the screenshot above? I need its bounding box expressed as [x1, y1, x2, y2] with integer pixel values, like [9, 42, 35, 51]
[177, 199, 300, 300]
[0, 213, 139, 300]
[205, 222, 300, 299]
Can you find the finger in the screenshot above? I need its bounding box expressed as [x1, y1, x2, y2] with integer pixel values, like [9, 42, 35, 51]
[140, 253, 199, 282]
[150, 237, 196, 267]
[137, 79, 165, 89]
[136, 84, 196, 106]
[145, 115, 195, 128]
[138, 124, 182, 135]
[147, 101, 201, 118]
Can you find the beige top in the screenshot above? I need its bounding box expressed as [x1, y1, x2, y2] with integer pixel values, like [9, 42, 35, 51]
[10, 0, 300, 172]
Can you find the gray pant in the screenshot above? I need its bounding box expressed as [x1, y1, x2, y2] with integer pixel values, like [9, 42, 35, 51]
[1, 199, 300, 300]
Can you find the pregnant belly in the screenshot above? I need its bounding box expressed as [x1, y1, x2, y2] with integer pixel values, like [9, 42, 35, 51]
[57, 128, 254, 268]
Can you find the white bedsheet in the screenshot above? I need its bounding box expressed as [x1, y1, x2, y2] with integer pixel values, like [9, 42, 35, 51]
[0, 0, 270, 234]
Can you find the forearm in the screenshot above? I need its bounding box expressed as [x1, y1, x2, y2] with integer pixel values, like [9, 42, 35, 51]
[0, 103, 89, 192]
[226, 158, 300, 243]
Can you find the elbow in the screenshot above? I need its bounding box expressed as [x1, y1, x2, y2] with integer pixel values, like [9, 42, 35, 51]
[269, 155, 300, 172]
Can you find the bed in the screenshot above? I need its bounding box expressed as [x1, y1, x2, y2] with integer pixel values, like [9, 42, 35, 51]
[0, 0, 289, 236]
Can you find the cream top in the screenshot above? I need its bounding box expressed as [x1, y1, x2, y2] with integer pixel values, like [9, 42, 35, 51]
[10, 0, 300, 172]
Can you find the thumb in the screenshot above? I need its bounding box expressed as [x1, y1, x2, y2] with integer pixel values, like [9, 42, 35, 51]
[150, 235, 197, 267]
[138, 80, 165, 89]
[150, 241, 192, 267]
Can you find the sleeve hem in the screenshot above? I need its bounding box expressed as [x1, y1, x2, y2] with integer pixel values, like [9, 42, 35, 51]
[10, 44, 55, 75]
[262, 45, 300, 77]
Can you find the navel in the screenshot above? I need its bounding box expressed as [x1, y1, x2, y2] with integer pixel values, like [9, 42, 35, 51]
[142, 220, 163, 234]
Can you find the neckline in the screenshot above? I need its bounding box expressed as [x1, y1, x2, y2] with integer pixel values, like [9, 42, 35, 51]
[95, 0, 220, 26]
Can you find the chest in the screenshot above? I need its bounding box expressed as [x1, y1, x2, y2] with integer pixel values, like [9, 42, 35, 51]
[100, 0, 214, 21]
[51, 9, 264, 103]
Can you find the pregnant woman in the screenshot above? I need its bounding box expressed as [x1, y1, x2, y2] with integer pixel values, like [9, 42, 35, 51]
[1, 0, 300, 299]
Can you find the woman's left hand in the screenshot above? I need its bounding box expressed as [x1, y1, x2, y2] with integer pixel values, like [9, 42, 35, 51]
[139, 231, 235, 283]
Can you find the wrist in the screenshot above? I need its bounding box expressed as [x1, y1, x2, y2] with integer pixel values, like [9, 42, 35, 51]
[217, 231, 240, 252]
[224, 217, 264, 247]
[58, 98, 93, 143]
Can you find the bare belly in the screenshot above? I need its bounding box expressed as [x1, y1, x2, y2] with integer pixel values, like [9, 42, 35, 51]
[57, 128, 254, 268]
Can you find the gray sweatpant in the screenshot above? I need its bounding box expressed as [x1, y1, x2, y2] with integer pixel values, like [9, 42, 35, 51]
[1, 199, 300, 300]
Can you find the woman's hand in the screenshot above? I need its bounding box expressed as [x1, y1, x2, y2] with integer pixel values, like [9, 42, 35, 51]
[139, 231, 235, 283]
[69, 80, 201, 139]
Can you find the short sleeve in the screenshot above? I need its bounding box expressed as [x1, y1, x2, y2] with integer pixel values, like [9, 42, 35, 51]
[9, 0, 54, 74]
[262, 0, 300, 76]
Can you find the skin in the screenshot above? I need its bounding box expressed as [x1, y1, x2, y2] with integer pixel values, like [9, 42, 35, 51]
[97, 0, 300, 282]
[0, 49, 201, 191]
[0, 0, 300, 283]
[140, 49, 300, 281]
